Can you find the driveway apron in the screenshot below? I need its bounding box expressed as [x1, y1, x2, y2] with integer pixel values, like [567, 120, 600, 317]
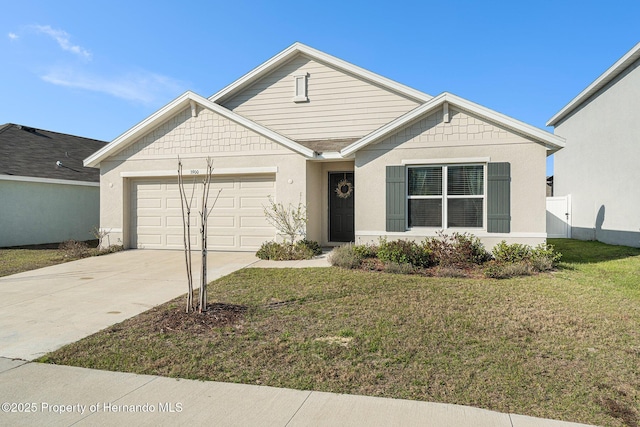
[0, 250, 259, 360]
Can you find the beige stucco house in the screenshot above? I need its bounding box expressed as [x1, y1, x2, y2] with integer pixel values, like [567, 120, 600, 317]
[548, 42, 640, 247]
[85, 43, 564, 251]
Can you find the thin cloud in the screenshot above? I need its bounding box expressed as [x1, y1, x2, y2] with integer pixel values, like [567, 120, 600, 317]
[32, 25, 91, 59]
[8, 32, 18, 40]
[41, 68, 185, 105]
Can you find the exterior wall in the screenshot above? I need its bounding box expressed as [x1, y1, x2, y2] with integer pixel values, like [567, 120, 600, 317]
[554, 58, 640, 247]
[99, 106, 307, 249]
[0, 177, 99, 247]
[354, 108, 548, 250]
[222, 55, 421, 141]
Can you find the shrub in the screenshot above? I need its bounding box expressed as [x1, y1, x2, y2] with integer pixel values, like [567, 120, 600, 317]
[377, 238, 432, 267]
[383, 262, 414, 275]
[424, 232, 491, 267]
[353, 243, 378, 259]
[492, 241, 532, 263]
[256, 240, 321, 261]
[328, 244, 363, 269]
[530, 243, 562, 271]
[59, 240, 92, 259]
[432, 266, 469, 278]
[483, 260, 533, 279]
[296, 239, 322, 256]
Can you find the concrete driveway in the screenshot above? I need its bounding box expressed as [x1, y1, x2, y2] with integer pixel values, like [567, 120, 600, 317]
[0, 250, 260, 360]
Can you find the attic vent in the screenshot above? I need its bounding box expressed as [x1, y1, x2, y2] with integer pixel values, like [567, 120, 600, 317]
[17, 125, 37, 133]
[293, 73, 308, 103]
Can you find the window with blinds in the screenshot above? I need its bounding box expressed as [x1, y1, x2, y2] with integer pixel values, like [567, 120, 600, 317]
[408, 164, 484, 228]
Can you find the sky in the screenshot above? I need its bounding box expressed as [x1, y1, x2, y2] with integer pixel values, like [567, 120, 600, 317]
[2, 1, 639, 176]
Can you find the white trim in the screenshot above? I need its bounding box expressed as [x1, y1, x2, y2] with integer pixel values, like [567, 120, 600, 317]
[0, 175, 100, 187]
[209, 42, 433, 104]
[547, 42, 640, 126]
[341, 92, 565, 157]
[293, 73, 308, 102]
[84, 91, 315, 168]
[120, 166, 278, 178]
[100, 227, 122, 234]
[356, 231, 547, 238]
[402, 157, 490, 165]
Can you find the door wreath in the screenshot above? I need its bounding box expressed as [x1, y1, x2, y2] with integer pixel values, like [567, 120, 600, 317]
[335, 176, 354, 199]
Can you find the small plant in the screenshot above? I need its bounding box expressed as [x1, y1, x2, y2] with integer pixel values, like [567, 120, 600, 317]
[256, 239, 322, 261]
[492, 241, 532, 263]
[296, 239, 322, 256]
[530, 243, 562, 271]
[59, 240, 92, 259]
[328, 244, 362, 269]
[424, 232, 491, 267]
[353, 243, 378, 259]
[263, 195, 308, 245]
[377, 238, 432, 267]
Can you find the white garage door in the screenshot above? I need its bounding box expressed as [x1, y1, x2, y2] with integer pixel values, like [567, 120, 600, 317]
[131, 175, 276, 251]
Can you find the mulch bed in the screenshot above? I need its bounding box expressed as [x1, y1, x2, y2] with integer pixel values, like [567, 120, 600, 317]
[153, 303, 247, 334]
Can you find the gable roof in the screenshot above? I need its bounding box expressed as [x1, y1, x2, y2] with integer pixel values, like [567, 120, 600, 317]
[84, 91, 315, 168]
[0, 123, 107, 182]
[547, 42, 640, 127]
[341, 92, 565, 157]
[210, 42, 433, 105]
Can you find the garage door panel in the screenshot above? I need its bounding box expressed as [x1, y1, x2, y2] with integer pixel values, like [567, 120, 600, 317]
[131, 175, 275, 251]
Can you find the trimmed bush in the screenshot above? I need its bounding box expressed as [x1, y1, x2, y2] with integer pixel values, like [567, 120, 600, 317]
[256, 239, 322, 261]
[59, 240, 92, 259]
[425, 232, 491, 267]
[328, 244, 363, 269]
[377, 238, 433, 268]
[353, 243, 378, 259]
[492, 241, 531, 263]
[530, 243, 562, 271]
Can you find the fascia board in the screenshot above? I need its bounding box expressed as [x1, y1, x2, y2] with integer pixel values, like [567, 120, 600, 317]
[84, 92, 195, 167]
[84, 91, 314, 168]
[210, 42, 432, 104]
[547, 42, 640, 127]
[341, 93, 564, 157]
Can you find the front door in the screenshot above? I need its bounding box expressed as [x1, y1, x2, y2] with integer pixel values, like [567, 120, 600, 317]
[329, 172, 355, 242]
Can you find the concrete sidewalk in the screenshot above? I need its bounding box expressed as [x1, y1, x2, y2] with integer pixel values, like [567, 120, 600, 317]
[0, 358, 594, 427]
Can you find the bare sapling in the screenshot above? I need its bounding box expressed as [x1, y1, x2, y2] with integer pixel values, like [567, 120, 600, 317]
[178, 157, 197, 313]
[198, 157, 221, 313]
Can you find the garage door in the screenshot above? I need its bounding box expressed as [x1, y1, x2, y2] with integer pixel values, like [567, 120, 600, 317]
[130, 175, 276, 250]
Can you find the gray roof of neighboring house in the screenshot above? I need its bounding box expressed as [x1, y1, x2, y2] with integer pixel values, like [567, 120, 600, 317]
[0, 123, 107, 182]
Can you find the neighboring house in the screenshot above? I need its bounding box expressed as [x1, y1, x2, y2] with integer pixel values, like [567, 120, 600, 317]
[0, 124, 107, 247]
[85, 43, 564, 252]
[548, 42, 640, 247]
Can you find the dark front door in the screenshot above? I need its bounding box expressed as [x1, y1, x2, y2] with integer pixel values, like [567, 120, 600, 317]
[329, 172, 355, 242]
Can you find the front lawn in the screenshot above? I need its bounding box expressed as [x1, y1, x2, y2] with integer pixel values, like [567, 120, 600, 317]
[39, 239, 640, 427]
[0, 248, 66, 277]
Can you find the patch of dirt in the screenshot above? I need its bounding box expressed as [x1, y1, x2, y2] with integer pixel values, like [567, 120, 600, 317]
[153, 303, 247, 334]
[598, 397, 639, 427]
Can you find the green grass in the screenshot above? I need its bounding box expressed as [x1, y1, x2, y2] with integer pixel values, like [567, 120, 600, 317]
[0, 249, 67, 277]
[39, 239, 640, 427]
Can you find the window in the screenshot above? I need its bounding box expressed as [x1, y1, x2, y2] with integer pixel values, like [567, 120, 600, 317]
[408, 164, 484, 228]
[293, 74, 308, 102]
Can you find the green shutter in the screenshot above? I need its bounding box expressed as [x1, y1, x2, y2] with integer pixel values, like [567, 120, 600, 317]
[487, 162, 511, 233]
[386, 166, 406, 232]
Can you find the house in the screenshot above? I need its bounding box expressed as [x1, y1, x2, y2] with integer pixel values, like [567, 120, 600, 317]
[85, 43, 564, 252]
[0, 124, 107, 247]
[547, 42, 640, 247]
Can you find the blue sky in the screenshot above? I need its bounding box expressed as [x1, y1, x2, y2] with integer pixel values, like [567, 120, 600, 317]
[2, 1, 639, 176]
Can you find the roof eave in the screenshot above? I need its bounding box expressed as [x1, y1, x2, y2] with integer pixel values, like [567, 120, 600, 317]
[547, 41, 640, 127]
[341, 92, 565, 157]
[84, 91, 315, 168]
